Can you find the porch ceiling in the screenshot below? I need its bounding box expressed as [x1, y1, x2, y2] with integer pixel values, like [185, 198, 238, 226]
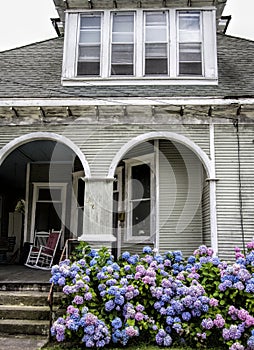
[0, 140, 74, 192]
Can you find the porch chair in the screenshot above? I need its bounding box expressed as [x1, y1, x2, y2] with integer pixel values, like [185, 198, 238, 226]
[25, 229, 62, 270]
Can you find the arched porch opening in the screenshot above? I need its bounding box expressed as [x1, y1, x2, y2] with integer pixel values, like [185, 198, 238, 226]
[0, 133, 90, 264]
[109, 132, 215, 258]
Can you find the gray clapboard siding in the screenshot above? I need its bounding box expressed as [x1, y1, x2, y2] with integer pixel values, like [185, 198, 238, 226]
[0, 123, 210, 178]
[202, 180, 211, 247]
[215, 124, 254, 261]
[158, 140, 204, 257]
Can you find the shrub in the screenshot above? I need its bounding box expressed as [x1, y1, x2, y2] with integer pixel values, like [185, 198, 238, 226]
[50, 241, 254, 349]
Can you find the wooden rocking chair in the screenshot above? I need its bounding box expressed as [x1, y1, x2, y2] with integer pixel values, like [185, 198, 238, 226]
[25, 229, 62, 270]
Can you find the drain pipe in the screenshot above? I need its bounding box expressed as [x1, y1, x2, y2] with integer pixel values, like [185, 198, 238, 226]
[233, 117, 246, 254]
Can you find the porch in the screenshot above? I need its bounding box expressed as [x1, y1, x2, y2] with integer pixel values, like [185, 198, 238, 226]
[0, 264, 51, 284]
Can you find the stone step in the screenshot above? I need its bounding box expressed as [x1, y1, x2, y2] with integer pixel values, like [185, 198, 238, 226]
[0, 305, 50, 320]
[0, 291, 50, 306]
[0, 319, 49, 336]
[0, 290, 63, 306]
[0, 282, 51, 292]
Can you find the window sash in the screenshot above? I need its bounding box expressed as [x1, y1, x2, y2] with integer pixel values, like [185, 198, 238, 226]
[77, 13, 102, 76]
[110, 12, 135, 76]
[177, 11, 203, 77]
[144, 11, 169, 76]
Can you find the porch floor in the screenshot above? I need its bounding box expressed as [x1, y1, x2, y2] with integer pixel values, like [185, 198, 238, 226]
[0, 264, 51, 283]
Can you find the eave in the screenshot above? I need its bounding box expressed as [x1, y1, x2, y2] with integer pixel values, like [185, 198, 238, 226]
[53, 0, 227, 27]
[0, 96, 253, 126]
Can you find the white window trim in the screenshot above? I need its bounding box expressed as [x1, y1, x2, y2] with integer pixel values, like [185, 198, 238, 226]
[62, 7, 217, 86]
[124, 154, 156, 243]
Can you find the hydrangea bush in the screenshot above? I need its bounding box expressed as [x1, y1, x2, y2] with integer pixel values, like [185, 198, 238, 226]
[50, 241, 254, 349]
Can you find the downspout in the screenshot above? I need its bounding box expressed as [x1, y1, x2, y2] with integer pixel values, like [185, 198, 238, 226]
[233, 117, 246, 254]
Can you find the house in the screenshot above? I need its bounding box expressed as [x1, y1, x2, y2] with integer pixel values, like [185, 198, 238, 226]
[0, 0, 253, 263]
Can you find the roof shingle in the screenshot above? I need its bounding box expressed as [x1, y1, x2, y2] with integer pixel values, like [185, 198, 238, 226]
[0, 34, 253, 99]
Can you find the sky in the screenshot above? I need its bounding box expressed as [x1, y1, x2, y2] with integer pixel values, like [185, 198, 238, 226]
[0, 0, 253, 52]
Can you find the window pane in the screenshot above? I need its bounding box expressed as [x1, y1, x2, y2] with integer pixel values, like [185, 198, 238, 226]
[79, 46, 100, 60]
[111, 44, 133, 64]
[179, 12, 200, 30]
[179, 62, 202, 75]
[111, 64, 133, 76]
[38, 188, 61, 201]
[145, 12, 167, 42]
[179, 12, 200, 42]
[131, 163, 150, 200]
[112, 33, 133, 43]
[112, 13, 134, 33]
[179, 31, 200, 42]
[35, 202, 62, 232]
[78, 61, 100, 76]
[111, 44, 134, 75]
[179, 43, 202, 61]
[80, 16, 101, 28]
[131, 200, 150, 237]
[146, 28, 167, 42]
[146, 12, 167, 26]
[145, 43, 168, 74]
[146, 43, 167, 58]
[179, 43, 202, 75]
[79, 30, 101, 43]
[145, 59, 168, 75]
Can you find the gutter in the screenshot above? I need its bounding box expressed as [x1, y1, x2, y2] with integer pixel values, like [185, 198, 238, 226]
[0, 97, 254, 107]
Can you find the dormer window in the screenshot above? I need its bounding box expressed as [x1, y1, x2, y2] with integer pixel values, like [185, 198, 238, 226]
[62, 8, 217, 85]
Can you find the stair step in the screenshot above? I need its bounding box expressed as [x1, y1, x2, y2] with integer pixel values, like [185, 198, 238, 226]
[0, 319, 49, 336]
[0, 291, 50, 306]
[0, 282, 51, 292]
[0, 305, 50, 320]
[0, 290, 63, 306]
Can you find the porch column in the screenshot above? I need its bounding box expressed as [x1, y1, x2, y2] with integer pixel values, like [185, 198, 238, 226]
[79, 177, 116, 250]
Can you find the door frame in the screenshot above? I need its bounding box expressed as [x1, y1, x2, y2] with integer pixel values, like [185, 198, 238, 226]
[30, 182, 67, 246]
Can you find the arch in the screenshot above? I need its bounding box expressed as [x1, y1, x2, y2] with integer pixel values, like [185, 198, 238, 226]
[108, 131, 213, 178]
[0, 132, 91, 177]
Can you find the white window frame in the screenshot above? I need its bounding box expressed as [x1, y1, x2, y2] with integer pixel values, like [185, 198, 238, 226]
[124, 154, 156, 243]
[62, 7, 217, 86]
[30, 183, 67, 246]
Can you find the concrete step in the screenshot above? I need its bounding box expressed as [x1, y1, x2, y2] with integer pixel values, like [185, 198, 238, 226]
[0, 290, 63, 306]
[0, 319, 49, 336]
[0, 282, 51, 292]
[0, 305, 50, 320]
[0, 291, 50, 306]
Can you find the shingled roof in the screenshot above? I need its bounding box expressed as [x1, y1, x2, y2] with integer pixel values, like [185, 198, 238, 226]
[0, 33, 253, 99]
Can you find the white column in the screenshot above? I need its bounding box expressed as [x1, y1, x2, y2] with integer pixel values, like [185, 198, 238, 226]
[79, 177, 116, 250]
